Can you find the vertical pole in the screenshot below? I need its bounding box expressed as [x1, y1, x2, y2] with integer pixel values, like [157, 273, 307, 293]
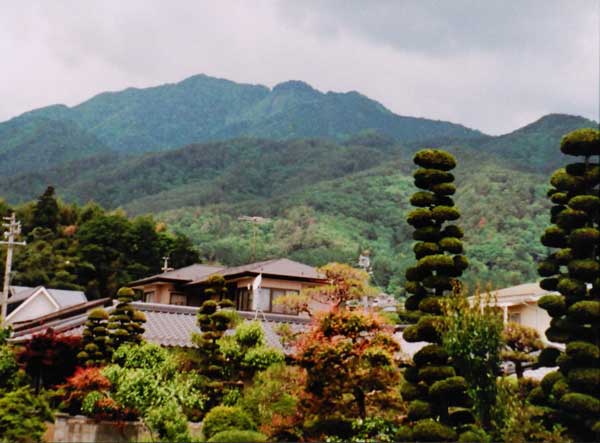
[0, 213, 26, 326]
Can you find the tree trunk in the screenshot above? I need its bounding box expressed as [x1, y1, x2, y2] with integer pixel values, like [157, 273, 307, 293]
[354, 386, 366, 420]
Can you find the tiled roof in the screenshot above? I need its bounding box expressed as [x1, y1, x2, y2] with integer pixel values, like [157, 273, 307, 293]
[10, 301, 311, 353]
[129, 264, 226, 286]
[187, 258, 326, 285]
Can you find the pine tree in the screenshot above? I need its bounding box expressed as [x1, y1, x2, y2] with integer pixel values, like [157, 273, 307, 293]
[532, 128, 600, 441]
[400, 149, 472, 440]
[108, 287, 146, 350]
[32, 186, 59, 232]
[77, 308, 113, 366]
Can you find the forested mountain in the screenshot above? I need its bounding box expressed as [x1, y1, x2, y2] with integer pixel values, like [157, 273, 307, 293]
[11, 74, 481, 155]
[0, 73, 596, 296]
[0, 115, 111, 175]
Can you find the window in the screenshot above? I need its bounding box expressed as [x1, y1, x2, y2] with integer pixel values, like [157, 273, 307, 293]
[144, 291, 156, 303]
[270, 289, 299, 314]
[170, 292, 187, 306]
[236, 288, 252, 311]
[508, 312, 521, 324]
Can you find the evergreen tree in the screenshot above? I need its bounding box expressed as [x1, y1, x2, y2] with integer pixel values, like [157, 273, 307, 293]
[532, 128, 600, 441]
[108, 287, 146, 350]
[32, 186, 60, 232]
[400, 149, 472, 440]
[192, 294, 236, 410]
[77, 308, 113, 366]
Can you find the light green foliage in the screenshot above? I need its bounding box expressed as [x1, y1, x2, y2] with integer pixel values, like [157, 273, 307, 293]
[102, 341, 207, 433]
[208, 429, 268, 443]
[0, 345, 21, 391]
[442, 291, 503, 427]
[219, 320, 284, 380]
[144, 400, 192, 443]
[492, 379, 569, 443]
[0, 386, 53, 443]
[202, 405, 256, 440]
[112, 342, 174, 373]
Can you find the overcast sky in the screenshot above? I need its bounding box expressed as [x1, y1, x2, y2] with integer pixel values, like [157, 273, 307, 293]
[1, 0, 598, 135]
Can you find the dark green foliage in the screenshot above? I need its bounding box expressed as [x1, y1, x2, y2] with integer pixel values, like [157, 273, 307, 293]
[535, 127, 600, 441]
[78, 308, 112, 366]
[401, 148, 471, 438]
[412, 418, 457, 442]
[108, 287, 146, 349]
[32, 186, 59, 232]
[191, 296, 236, 408]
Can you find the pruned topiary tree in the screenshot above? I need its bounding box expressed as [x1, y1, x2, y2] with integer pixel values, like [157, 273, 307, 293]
[108, 287, 146, 350]
[192, 291, 237, 410]
[78, 308, 113, 366]
[531, 128, 600, 442]
[400, 149, 472, 440]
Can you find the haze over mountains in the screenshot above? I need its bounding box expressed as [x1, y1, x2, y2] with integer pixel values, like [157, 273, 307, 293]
[0, 73, 597, 293]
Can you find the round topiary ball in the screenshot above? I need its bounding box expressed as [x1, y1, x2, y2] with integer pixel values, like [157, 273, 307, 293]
[413, 149, 457, 171]
[560, 128, 600, 157]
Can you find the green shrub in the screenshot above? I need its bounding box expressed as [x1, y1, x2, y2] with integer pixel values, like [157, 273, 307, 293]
[412, 418, 457, 442]
[559, 392, 600, 415]
[202, 405, 255, 439]
[407, 399, 433, 420]
[0, 387, 53, 443]
[538, 295, 566, 317]
[429, 376, 468, 398]
[242, 346, 285, 371]
[566, 341, 599, 364]
[145, 401, 191, 442]
[413, 149, 457, 171]
[560, 128, 600, 156]
[541, 371, 565, 396]
[418, 365, 456, 384]
[413, 344, 449, 367]
[208, 429, 267, 442]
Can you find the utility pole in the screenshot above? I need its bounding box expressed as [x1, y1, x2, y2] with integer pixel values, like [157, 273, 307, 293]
[0, 213, 26, 326]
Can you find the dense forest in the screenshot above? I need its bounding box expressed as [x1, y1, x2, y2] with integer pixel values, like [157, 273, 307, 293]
[0, 187, 198, 299]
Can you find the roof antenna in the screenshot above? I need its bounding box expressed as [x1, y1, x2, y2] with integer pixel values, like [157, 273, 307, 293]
[161, 256, 174, 273]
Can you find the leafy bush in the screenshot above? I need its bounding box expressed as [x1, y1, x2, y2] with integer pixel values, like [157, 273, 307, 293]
[208, 429, 267, 442]
[0, 344, 21, 390]
[112, 342, 174, 373]
[202, 405, 255, 439]
[144, 400, 191, 443]
[0, 386, 53, 443]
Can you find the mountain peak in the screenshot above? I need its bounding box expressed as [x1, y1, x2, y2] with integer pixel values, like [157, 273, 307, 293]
[272, 80, 319, 95]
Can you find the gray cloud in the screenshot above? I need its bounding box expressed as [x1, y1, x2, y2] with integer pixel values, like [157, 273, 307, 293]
[0, 0, 597, 135]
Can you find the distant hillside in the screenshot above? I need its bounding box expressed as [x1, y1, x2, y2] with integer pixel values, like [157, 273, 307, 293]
[0, 115, 111, 175]
[478, 113, 598, 173]
[15, 74, 482, 154]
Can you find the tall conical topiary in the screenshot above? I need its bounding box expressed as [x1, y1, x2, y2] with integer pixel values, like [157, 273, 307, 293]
[108, 287, 146, 350]
[77, 308, 113, 366]
[400, 149, 471, 440]
[532, 128, 600, 441]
